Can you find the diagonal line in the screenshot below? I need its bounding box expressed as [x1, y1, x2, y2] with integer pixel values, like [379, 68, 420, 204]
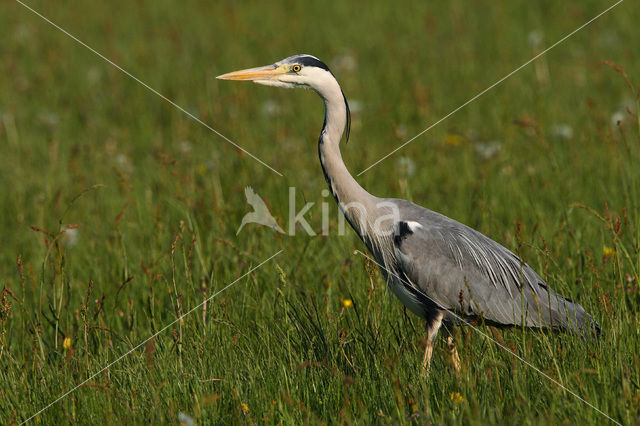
[358, 0, 625, 176]
[354, 250, 620, 425]
[20, 250, 283, 425]
[15, 0, 283, 177]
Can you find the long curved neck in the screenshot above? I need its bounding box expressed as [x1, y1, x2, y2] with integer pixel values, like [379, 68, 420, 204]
[315, 74, 378, 234]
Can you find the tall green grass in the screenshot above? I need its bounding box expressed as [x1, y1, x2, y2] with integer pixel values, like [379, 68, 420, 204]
[1, 0, 639, 423]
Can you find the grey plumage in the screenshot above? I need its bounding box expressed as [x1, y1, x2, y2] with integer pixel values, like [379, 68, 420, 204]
[388, 199, 598, 333]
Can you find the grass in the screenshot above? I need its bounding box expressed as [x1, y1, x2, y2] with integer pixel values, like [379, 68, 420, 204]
[1, 0, 639, 423]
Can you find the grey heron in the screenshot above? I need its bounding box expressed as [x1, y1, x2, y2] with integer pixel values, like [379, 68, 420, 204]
[218, 54, 599, 374]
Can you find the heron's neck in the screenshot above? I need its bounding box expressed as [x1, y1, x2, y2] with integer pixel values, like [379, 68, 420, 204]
[316, 76, 377, 234]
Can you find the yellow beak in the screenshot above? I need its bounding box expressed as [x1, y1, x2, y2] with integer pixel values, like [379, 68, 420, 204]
[216, 64, 285, 81]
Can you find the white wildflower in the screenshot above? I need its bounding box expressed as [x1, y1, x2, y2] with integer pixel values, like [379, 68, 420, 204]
[475, 141, 501, 160]
[551, 124, 573, 140]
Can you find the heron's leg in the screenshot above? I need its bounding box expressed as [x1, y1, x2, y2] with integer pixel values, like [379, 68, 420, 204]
[421, 340, 433, 375]
[441, 324, 461, 373]
[420, 312, 444, 378]
[446, 336, 462, 373]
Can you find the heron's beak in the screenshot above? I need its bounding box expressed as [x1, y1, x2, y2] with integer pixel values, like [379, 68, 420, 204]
[216, 64, 285, 82]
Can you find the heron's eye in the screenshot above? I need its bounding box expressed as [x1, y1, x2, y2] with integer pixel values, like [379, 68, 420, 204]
[292, 64, 301, 72]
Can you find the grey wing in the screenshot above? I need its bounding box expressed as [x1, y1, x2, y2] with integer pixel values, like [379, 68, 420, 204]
[391, 213, 592, 331]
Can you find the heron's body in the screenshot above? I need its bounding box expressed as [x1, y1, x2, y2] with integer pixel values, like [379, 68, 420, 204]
[218, 54, 599, 371]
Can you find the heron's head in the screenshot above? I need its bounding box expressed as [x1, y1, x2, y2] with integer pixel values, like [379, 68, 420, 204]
[218, 54, 351, 141]
[217, 54, 333, 91]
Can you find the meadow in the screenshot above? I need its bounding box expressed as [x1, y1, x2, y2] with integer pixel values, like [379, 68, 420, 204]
[1, 0, 639, 423]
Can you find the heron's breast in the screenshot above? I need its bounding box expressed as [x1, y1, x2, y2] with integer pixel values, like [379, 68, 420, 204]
[388, 277, 428, 319]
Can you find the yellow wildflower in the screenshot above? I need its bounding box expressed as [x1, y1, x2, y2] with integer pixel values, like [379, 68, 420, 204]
[241, 402, 249, 415]
[444, 133, 464, 147]
[63, 337, 72, 351]
[195, 163, 207, 176]
[603, 246, 615, 257]
[342, 299, 353, 308]
[450, 392, 463, 403]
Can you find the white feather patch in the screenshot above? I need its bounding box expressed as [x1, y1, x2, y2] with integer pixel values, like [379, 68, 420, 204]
[405, 221, 423, 231]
